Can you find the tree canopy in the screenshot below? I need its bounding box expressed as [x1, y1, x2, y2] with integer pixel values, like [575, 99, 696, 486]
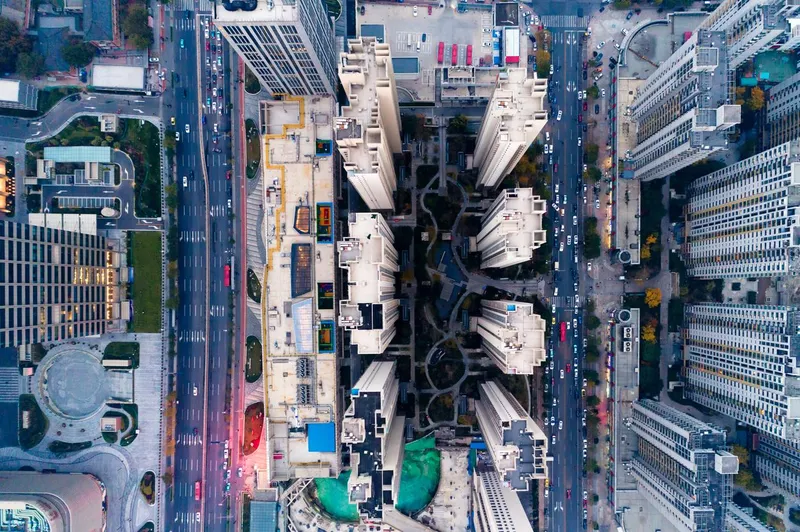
[122, 7, 154, 50]
[16, 52, 45, 79]
[645, 288, 662, 308]
[0, 17, 31, 74]
[61, 40, 96, 68]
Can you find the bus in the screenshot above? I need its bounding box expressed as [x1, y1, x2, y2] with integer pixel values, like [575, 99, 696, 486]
[223, 264, 231, 288]
[437, 41, 444, 64]
[466, 44, 472, 66]
[194, 481, 202, 501]
[451, 44, 458, 65]
[559, 322, 567, 342]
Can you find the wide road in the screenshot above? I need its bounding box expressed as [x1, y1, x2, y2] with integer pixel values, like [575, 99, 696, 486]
[545, 26, 588, 532]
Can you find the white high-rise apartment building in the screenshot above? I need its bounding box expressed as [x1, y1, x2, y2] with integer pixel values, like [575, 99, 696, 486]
[476, 188, 547, 269]
[341, 361, 404, 519]
[766, 71, 800, 147]
[683, 304, 800, 441]
[472, 460, 534, 532]
[476, 299, 546, 374]
[338, 213, 399, 354]
[335, 37, 402, 210]
[630, 399, 739, 532]
[753, 432, 800, 498]
[214, 0, 337, 95]
[683, 140, 800, 279]
[628, 30, 740, 181]
[475, 380, 549, 491]
[473, 68, 548, 189]
[701, 0, 800, 69]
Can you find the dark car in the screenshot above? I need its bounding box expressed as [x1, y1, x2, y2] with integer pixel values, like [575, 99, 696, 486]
[212, 73, 217, 83]
[422, 33, 426, 42]
[626, 10, 633, 19]
[578, 114, 582, 123]
[595, 104, 600, 114]
[599, 5, 605, 11]
[583, 70, 587, 80]
[360, 4, 365, 14]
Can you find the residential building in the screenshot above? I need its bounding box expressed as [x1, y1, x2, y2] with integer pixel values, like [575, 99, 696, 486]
[472, 457, 533, 532]
[0, 471, 107, 532]
[258, 96, 340, 484]
[341, 361, 404, 519]
[701, 0, 800, 69]
[476, 188, 546, 269]
[473, 68, 548, 189]
[475, 300, 546, 374]
[726, 503, 777, 531]
[0, 80, 38, 111]
[766, 71, 800, 147]
[0, 219, 128, 348]
[215, 0, 337, 96]
[629, 399, 739, 532]
[475, 380, 549, 491]
[682, 140, 800, 279]
[683, 304, 800, 441]
[628, 30, 740, 181]
[335, 37, 402, 210]
[338, 212, 399, 354]
[753, 432, 800, 497]
[82, 0, 120, 49]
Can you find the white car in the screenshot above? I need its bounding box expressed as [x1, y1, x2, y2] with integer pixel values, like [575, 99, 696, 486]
[559, 242, 564, 252]
[562, 195, 567, 205]
[534, 15, 539, 24]
[212, 88, 217, 97]
[185, 124, 190, 134]
[555, 183, 559, 193]
[552, 434, 556, 445]
[614, 42, 621, 50]
[587, 262, 592, 271]
[549, 64, 554, 75]
[213, 123, 218, 133]
[413, 5, 418, 15]
[583, 163, 588, 172]
[573, 215, 578, 226]
[223, 449, 229, 460]
[577, 91, 582, 101]
[557, 110, 562, 121]
[237, 467, 243, 477]
[578, 137, 582, 146]
[567, 235, 572, 246]
[205, 28, 209, 39]
[596, 41, 605, 50]
[183, 176, 188, 188]
[573, 318, 578, 328]
[621, 28, 629, 36]
[551, 416, 555, 426]
[193, 386, 198, 396]
[601, 88, 606, 98]
[546, 131, 550, 142]
[560, 369, 565, 379]
[196, 512, 201, 522]
[583, 378, 588, 387]
[558, 420, 563, 431]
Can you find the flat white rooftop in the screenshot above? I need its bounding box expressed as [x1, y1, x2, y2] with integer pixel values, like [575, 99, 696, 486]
[91, 65, 145, 91]
[486, 68, 548, 141]
[0, 80, 21, 103]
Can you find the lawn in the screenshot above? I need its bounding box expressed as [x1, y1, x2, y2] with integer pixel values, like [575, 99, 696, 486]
[19, 394, 48, 449]
[245, 119, 260, 179]
[139, 471, 156, 505]
[428, 393, 455, 423]
[131, 232, 162, 332]
[48, 440, 92, 455]
[244, 66, 261, 94]
[247, 269, 261, 303]
[245, 336, 263, 384]
[120, 404, 139, 446]
[103, 342, 140, 368]
[428, 347, 465, 389]
[243, 402, 265, 456]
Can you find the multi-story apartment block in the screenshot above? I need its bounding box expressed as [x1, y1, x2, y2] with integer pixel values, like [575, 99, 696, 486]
[475, 299, 546, 374]
[341, 361, 404, 519]
[338, 212, 399, 354]
[628, 30, 741, 181]
[215, 0, 336, 96]
[701, 0, 800, 69]
[476, 188, 547, 269]
[630, 399, 739, 532]
[335, 37, 402, 210]
[0, 219, 128, 347]
[683, 304, 800, 441]
[766, 71, 800, 148]
[754, 432, 800, 497]
[472, 457, 533, 532]
[475, 380, 549, 491]
[726, 503, 778, 532]
[473, 68, 548, 189]
[682, 140, 800, 279]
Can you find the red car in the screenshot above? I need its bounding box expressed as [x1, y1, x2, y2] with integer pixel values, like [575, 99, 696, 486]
[206, 42, 210, 51]
[566, 489, 572, 500]
[554, 163, 558, 173]
[583, 61, 588, 69]
[578, 114, 583, 123]
[566, 363, 571, 373]
[226, 170, 232, 180]
[583, 101, 588, 111]
[428, 5, 432, 14]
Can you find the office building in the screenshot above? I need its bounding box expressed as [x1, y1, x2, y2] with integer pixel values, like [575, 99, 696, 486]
[753, 432, 800, 497]
[475, 380, 549, 491]
[476, 188, 546, 269]
[766, 71, 800, 147]
[338, 212, 399, 355]
[628, 30, 741, 181]
[473, 68, 548, 189]
[683, 304, 800, 441]
[215, 0, 337, 96]
[0, 471, 107, 532]
[0, 219, 128, 348]
[701, 0, 800, 69]
[341, 360, 404, 519]
[682, 140, 800, 279]
[475, 299, 546, 374]
[335, 37, 402, 210]
[0, 79, 38, 111]
[472, 457, 533, 532]
[629, 399, 739, 532]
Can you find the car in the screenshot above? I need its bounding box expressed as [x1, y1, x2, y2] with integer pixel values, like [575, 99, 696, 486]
[596, 41, 605, 50]
[361, 4, 365, 14]
[549, 64, 554, 75]
[560, 369, 565, 379]
[551, 416, 555, 426]
[196, 512, 201, 521]
[193, 427, 199, 435]
[566, 363, 571, 373]
[206, 41, 210, 51]
[212, 101, 217, 112]
[553, 397, 557, 406]
[614, 42, 621, 50]
[217, 57, 222, 66]
[175, 131, 180, 141]
[595, 199, 600, 209]
[554, 163, 558, 173]
[205, 28, 210, 39]
[557, 110, 562, 121]
[206, 57, 211, 66]
[413, 5, 417, 15]
[237, 467, 243, 477]
[224, 439, 229, 449]
[185, 124, 190, 134]
[428, 5, 432, 14]
[567, 235, 572, 246]
[566, 489, 572, 499]
[573, 318, 578, 328]
[552, 434, 556, 445]
[578, 114, 582, 123]
[577, 91, 582, 101]
[584, 164, 588, 173]
[626, 10, 633, 19]
[225, 483, 231, 492]
[583, 101, 588, 111]
[170, 116, 176, 126]
[193, 386, 198, 396]
[183, 176, 188, 188]
[223, 449, 229, 460]
[558, 420, 563, 430]
[206, 97, 212, 108]
[578, 137, 582, 146]
[225, 469, 231, 480]
[573, 215, 578, 226]
[595, 104, 600, 114]
[583, 70, 587, 80]
[212, 73, 218, 83]
[422, 33, 426, 42]
[212, 88, 217, 97]
[213, 123, 219, 134]
[180, 38, 185, 48]
[587, 262, 592, 271]
[583, 378, 588, 387]
[555, 183, 559, 194]
[218, 88, 224, 99]
[583, 60, 588, 69]
[550, 361, 554, 371]
[601, 88, 606, 98]
[621, 28, 629, 36]
[227, 198, 232, 210]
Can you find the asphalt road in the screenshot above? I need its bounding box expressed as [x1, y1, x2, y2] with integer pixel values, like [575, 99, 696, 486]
[544, 26, 589, 532]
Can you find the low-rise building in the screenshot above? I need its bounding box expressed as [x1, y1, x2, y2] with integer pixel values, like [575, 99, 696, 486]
[475, 299, 546, 374]
[476, 188, 546, 269]
[0, 80, 37, 111]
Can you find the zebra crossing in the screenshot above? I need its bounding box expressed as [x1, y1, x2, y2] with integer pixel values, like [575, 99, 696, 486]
[178, 432, 203, 446]
[173, 17, 196, 32]
[551, 295, 577, 308]
[171, 0, 213, 14]
[180, 230, 206, 243]
[0, 368, 19, 402]
[541, 15, 589, 29]
[179, 330, 206, 343]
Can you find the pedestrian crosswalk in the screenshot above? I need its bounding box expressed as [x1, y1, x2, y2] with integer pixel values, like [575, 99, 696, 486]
[179, 330, 206, 343]
[172, 0, 213, 14]
[0, 368, 19, 402]
[178, 432, 203, 446]
[541, 15, 589, 29]
[552, 295, 577, 308]
[180, 230, 206, 243]
[174, 17, 195, 31]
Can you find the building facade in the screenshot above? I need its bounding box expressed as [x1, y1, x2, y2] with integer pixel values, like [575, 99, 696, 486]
[628, 30, 740, 181]
[682, 140, 800, 279]
[0, 80, 38, 111]
[475, 380, 549, 491]
[629, 399, 739, 532]
[341, 361, 404, 519]
[215, 0, 336, 96]
[335, 37, 402, 210]
[476, 188, 547, 269]
[338, 212, 400, 354]
[753, 432, 800, 498]
[475, 299, 546, 374]
[473, 68, 548, 189]
[683, 304, 800, 441]
[0, 220, 128, 348]
[726, 502, 777, 532]
[766, 71, 800, 148]
[472, 458, 533, 532]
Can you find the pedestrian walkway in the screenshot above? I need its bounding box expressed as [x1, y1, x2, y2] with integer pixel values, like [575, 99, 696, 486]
[541, 15, 589, 29]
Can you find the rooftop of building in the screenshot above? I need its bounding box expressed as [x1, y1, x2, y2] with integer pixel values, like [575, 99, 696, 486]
[215, 0, 299, 23]
[82, 0, 115, 42]
[36, 27, 72, 73]
[259, 96, 340, 482]
[0, 80, 22, 103]
[484, 188, 546, 251]
[338, 213, 394, 305]
[350, 360, 395, 395]
[483, 68, 548, 140]
[480, 300, 546, 372]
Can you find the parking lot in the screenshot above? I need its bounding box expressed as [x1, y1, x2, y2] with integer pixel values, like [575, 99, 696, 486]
[56, 196, 118, 210]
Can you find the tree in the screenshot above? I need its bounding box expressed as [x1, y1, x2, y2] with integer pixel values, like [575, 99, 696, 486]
[587, 315, 601, 330]
[584, 166, 601, 183]
[645, 233, 658, 245]
[60, 40, 96, 67]
[748, 86, 765, 111]
[730, 444, 749, 465]
[122, 6, 154, 50]
[586, 395, 600, 408]
[586, 85, 599, 99]
[584, 369, 599, 385]
[640, 245, 651, 261]
[447, 114, 468, 134]
[535, 49, 551, 79]
[585, 143, 599, 164]
[645, 288, 662, 308]
[0, 17, 31, 74]
[16, 52, 45, 79]
[161, 471, 174, 486]
[641, 324, 656, 343]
